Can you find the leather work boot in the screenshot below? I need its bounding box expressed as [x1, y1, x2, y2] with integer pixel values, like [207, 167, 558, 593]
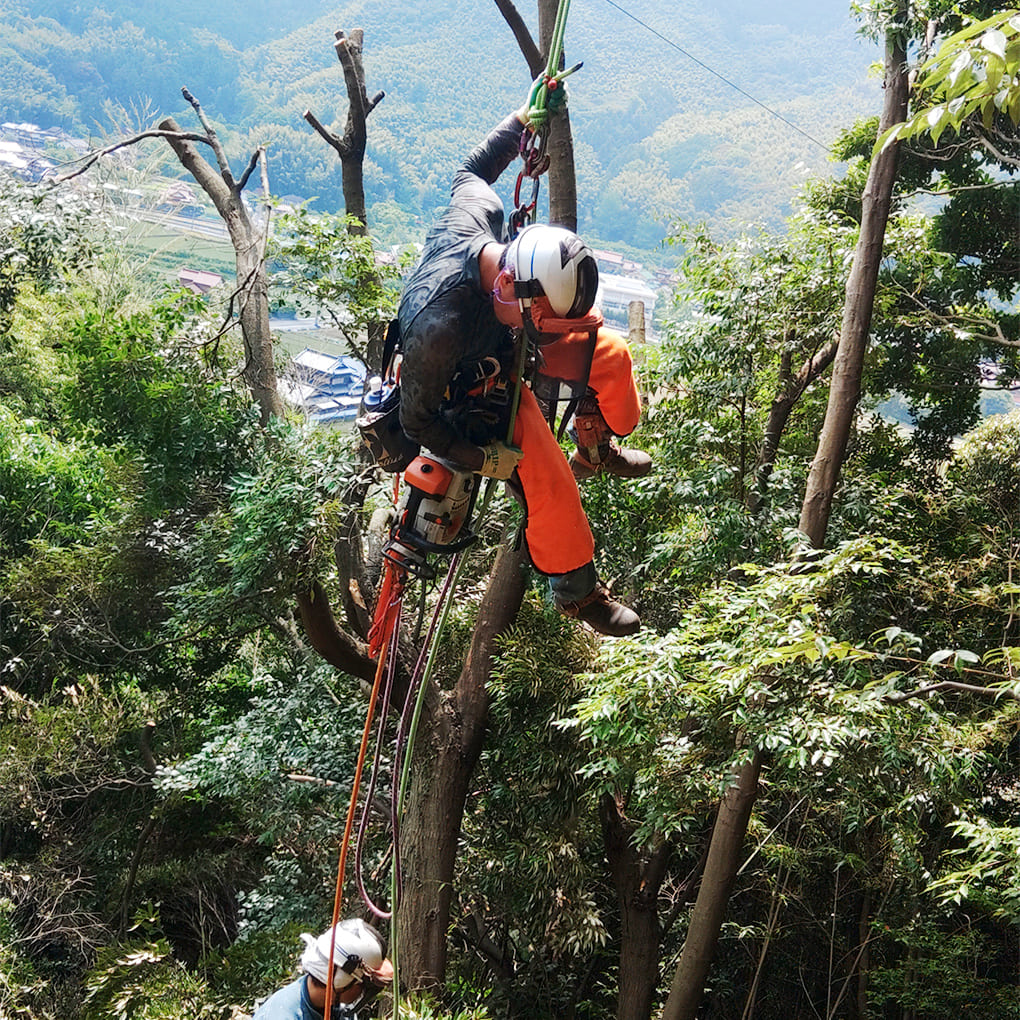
[570, 439, 652, 481]
[556, 582, 641, 637]
[571, 399, 651, 482]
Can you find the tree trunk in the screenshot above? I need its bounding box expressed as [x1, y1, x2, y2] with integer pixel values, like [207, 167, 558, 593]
[158, 110, 282, 424]
[399, 545, 528, 987]
[600, 793, 673, 1020]
[304, 28, 387, 370]
[662, 750, 763, 1020]
[797, 11, 908, 547]
[749, 332, 839, 513]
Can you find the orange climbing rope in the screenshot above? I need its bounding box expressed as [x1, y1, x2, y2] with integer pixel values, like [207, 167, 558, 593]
[321, 634, 389, 1020]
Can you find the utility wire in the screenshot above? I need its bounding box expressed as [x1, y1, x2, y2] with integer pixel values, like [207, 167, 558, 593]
[598, 0, 833, 153]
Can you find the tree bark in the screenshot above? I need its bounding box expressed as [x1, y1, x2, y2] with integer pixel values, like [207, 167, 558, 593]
[662, 750, 763, 1020]
[749, 332, 839, 513]
[304, 28, 387, 370]
[797, 11, 909, 547]
[600, 792, 674, 1020]
[159, 107, 282, 424]
[399, 544, 528, 987]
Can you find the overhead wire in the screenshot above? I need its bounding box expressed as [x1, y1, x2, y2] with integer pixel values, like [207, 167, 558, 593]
[597, 0, 834, 153]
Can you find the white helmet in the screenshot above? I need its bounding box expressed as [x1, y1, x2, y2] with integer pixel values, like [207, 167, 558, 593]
[504, 224, 599, 319]
[300, 918, 386, 990]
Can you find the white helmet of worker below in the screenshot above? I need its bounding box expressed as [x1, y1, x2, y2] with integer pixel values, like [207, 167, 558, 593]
[505, 224, 599, 318]
[300, 918, 386, 990]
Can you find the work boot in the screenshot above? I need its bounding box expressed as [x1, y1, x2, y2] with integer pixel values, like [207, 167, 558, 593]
[556, 582, 641, 637]
[571, 398, 651, 482]
[570, 439, 652, 481]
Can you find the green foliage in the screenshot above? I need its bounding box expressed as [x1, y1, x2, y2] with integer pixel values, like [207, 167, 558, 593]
[947, 407, 1020, 517]
[83, 906, 228, 1020]
[65, 295, 256, 508]
[0, 402, 128, 556]
[878, 10, 1020, 152]
[0, 896, 45, 1019]
[270, 206, 411, 358]
[0, 176, 101, 328]
[868, 916, 1020, 1018]
[452, 598, 611, 1015]
[155, 658, 386, 934]
[395, 994, 493, 1020]
[165, 415, 363, 638]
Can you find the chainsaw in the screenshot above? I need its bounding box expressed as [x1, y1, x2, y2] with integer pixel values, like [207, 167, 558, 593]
[382, 453, 481, 577]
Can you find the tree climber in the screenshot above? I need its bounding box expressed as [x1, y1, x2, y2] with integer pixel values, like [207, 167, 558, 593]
[251, 919, 393, 1020]
[395, 95, 651, 636]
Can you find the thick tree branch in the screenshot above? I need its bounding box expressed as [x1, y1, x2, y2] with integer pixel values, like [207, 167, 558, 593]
[158, 115, 232, 211]
[459, 902, 516, 982]
[296, 580, 377, 683]
[493, 0, 543, 73]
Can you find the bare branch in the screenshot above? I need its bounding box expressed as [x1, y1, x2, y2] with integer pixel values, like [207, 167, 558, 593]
[885, 277, 1018, 346]
[899, 178, 1019, 200]
[977, 131, 1020, 169]
[886, 680, 1020, 704]
[304, 107, 349, 158]
[49, 129, 211, 184]
[236, 147, 262, 192]
[181, 86, 234, 183]
[287, 772, 341, 787]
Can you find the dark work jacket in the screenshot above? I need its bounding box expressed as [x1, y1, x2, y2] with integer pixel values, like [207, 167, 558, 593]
[396, 113, 522, 460]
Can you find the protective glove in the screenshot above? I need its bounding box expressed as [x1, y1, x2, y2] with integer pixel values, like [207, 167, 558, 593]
[478, 441, 524, 480]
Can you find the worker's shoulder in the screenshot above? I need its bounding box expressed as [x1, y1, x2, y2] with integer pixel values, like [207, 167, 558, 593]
[250, 976, 307, 1020]
[400, 280, 478, 345]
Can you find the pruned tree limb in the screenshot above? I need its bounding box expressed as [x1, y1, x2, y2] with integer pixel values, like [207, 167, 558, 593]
[182, 86, 234, 183]
[493, 0, 543, 73]
[236, 146, 263, 192]
[304, 108, 349, 158]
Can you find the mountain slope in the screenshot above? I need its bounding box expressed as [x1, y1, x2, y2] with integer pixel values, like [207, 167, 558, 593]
[0, 0, 881, 254]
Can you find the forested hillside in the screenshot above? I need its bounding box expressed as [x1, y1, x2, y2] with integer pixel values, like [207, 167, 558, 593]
[0, 0, 879, 250]
[2, 3, 1020, 1020]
